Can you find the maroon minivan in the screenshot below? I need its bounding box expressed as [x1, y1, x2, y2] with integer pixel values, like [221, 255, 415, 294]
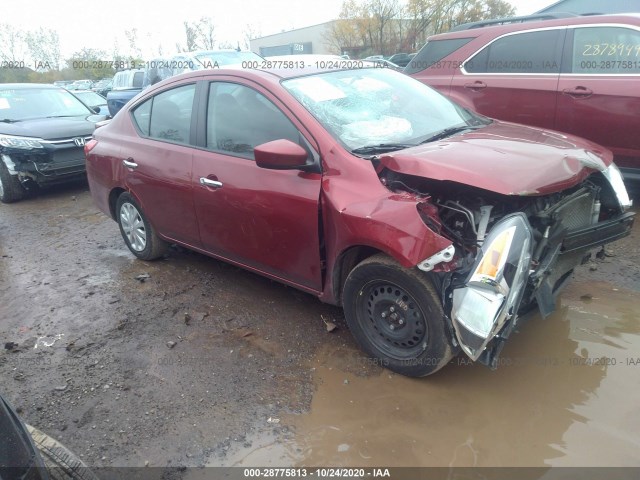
[407, 14, 640, 183]
[85, 66, 634, 376]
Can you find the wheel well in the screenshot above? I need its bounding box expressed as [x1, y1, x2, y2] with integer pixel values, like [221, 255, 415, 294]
[108, 187, 126, 220]
[333, 246, 383, 306]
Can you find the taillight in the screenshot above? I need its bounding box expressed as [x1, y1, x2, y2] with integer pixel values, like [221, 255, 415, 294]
[84, 139, 98, 154]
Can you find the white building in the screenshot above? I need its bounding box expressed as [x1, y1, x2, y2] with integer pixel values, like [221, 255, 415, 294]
[250, 22, 336, 57]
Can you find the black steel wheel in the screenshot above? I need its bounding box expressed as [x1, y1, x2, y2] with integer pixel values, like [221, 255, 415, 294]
[343, 254, 454, 377]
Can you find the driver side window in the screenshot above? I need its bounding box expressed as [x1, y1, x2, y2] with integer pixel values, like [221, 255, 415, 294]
[206, 82, 302, 160]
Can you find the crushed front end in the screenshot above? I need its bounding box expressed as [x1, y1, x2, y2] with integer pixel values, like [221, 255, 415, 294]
[1, 135, 91, 188]
[380, 164, 634, 368]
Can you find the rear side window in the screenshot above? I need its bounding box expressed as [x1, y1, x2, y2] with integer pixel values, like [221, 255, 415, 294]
[132, 84, 195, 144]
[570, 26, 640, 74]
[405, 38, 474, 74]
[132, 99, 151, 135]
[465, 30, 564, 74]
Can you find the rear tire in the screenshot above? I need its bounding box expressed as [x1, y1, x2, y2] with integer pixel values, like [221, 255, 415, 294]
[27, 425, 99, 480]
[343, 254, 454, 377]
[0, 160, 25, 203]
[116, 192, 168, 260]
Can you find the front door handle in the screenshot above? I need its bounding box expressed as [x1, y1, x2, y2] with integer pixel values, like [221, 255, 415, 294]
[464, 81, 487, 91]
[562, 86, 593, 98]
[122, 158, 138, 169]
[200, 177, 223, 188]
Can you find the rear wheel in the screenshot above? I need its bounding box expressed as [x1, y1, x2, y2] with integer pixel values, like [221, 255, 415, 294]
[116, 192, 167, 260]
[0, 161, 25, 203]
[343, 254, 454, 377]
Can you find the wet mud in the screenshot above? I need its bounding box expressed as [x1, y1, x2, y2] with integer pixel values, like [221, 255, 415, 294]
[1, 182, 639, 469]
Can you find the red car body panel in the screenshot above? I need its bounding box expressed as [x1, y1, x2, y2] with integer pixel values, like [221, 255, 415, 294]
[556, 74, 640, 170]
[192, 149, 324, 291]
[85, 67, 617, 308]
[409, 14, 640, 175]
[378, 122, 612, 196]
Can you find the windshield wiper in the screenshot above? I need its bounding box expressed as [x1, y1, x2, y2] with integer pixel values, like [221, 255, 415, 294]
[351, 143, 416, 155]
[0, 118, 20, 123]
[420, 125, 481, 144]
[45, 115, 78, 118]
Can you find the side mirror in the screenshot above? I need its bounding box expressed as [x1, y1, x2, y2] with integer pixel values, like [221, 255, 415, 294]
[255, 139, 308, 170]
[91, 106, 101, 114]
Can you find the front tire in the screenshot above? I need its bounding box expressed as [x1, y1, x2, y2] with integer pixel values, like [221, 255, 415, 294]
[0, 161, 25, 203]
[116, 192, 167, 260]
[27, 425, 99, 480]
[343, 254, 454, 377]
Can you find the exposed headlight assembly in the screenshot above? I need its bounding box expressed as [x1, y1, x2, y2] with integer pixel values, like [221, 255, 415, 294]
[451, 213, 533, 360]
[602, 163, 632, 210]
[0, 134, 44, 150]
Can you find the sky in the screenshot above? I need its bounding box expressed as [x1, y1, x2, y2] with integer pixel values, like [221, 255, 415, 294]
[3, 0, 553, 60]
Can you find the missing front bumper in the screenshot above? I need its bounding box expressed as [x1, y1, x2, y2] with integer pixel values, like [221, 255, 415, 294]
[450, 210, 635, 367]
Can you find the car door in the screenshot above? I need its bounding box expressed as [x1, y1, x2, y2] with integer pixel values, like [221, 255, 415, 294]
[191, 79, 323, 292]
[122, 83, 201, 247]
[449, 28, 566, 129]
[557, 24, 640, 172]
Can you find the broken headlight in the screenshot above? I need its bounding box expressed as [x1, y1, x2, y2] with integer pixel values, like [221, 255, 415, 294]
[451, 213, 533, 361]
[602, 163, 632, 210]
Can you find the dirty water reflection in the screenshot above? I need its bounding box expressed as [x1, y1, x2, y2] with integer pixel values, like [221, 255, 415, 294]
[226, 280, 640, 467]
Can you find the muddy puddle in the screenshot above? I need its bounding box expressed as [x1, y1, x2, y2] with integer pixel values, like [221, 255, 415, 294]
[218, 279, 640, 468]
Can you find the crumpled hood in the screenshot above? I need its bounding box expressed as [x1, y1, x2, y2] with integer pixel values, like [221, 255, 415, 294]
[378, 121, 613, 196]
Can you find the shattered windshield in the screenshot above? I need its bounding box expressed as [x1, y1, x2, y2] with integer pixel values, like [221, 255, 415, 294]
[282, 68, 485, 152]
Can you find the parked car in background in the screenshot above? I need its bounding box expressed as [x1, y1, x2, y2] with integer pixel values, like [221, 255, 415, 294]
[368, 58, 403, 71]
[388, 52, 413, 67]
[52, 80, 73, 89]
[92, 77, 113, 97]
[142, 49, 264, 87]
[0, 84, 108, 203]
[85, 66, 633, 376]
[106, 68, 144, 116]
[72, 89, 109, 115]
[407, 13, 640, 184]
[67, 79, 93, 91]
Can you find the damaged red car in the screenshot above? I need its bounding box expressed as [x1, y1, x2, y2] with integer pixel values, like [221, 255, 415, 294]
[85, 67, 634, 376]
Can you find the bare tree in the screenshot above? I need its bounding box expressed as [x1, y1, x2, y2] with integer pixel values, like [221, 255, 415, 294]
[0, 24, 27, 63]
[24, 27, 61, 71]
[328, 0, 515, 56]
[125, 28, 142, 58]
[243, 24, 262, 50]
[195, 17, 216, 50]
[179, 21, 198, 52]
[367, 0, 401, 55]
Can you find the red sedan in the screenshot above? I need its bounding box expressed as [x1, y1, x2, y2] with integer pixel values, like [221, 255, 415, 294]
[85, 66, 634, 376]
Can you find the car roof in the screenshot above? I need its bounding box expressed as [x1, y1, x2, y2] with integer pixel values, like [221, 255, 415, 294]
[430, 13, 640, 40]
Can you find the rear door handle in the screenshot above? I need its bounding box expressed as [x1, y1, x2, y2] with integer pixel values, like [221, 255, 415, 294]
[200, 177, 223, 188]
[562, 86, 593, 98]
[464, 81, 487, 91]
[122, 158, 138, 169]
